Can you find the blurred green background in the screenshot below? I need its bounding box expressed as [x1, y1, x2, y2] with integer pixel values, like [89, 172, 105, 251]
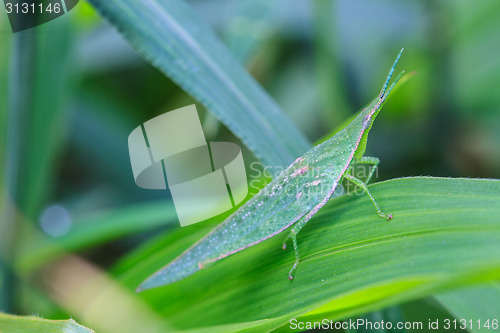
[1, 0, 500, 332]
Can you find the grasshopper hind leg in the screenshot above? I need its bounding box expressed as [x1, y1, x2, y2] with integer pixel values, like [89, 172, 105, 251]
[287, 230, 300, 280]
[344, 173, 393, 220]
[282, 214, 309, 280]
[283, 182, 337, 280]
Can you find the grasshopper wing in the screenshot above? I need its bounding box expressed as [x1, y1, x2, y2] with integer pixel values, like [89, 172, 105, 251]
[137, 162, 337, 291]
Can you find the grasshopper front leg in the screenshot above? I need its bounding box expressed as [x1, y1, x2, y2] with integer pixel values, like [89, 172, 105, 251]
[343, 173, 392, 220]
[354, 156, 380, 184]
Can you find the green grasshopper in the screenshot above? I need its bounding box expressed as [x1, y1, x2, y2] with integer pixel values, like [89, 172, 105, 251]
[137, 49, 405, 292]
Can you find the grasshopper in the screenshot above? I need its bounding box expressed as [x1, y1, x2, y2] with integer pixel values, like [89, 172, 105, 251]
[137, 49, 405, 292]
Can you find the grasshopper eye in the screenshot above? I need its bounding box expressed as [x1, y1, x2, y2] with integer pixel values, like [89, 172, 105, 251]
[362, 114, 372, 129]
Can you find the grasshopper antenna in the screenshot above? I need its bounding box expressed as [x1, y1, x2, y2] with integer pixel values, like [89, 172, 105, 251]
[382, 70, 405, 102]
[379, 48, 404, 99]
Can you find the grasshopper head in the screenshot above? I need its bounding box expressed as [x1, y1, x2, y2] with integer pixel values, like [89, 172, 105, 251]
[353, 49, 406, 161]
[362, 48, 406, 131]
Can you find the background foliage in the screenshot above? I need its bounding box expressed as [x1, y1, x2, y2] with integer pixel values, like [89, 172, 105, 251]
[1, 0, 500, 332]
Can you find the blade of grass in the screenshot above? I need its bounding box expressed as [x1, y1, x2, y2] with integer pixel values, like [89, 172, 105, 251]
[12, 19, 75, 221]
[1, 213, 172, 333]
[17, 200, 178, 272]
[112, 177, 500, 332]
[0, 12, 12, 312]
[434, 283, 500, 333]
[399, 299, 456, 333]
[1, 14, 74, 312]
[86, 0, 310, 167]
[0, 313, 94, 333]
[39, 255, 171, 333]
[347, 307, 407, 333]
[1, 27, 37, 313]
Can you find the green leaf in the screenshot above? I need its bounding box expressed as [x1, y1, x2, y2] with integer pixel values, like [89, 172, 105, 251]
[0, 12, 12, 312]
[9, 22, 75, 219]
[86, 0, 310, 167]
[349, 307, 407, 333]
[0, 313, 94, 333]
[434, 283, 500, 333]
[1, 16, 75, 311]
[17, 201, 178, 272]
[112, 177, 500, 332]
